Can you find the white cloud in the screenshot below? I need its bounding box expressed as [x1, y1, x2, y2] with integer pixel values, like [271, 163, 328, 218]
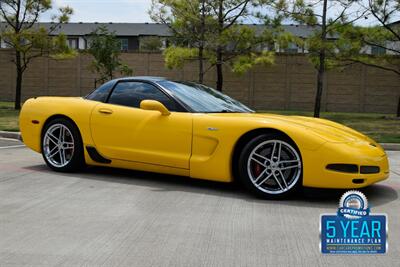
[42, 0, 153, 22]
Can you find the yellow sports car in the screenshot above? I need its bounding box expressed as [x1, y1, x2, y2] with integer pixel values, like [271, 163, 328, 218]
[20, 77, 389, 198]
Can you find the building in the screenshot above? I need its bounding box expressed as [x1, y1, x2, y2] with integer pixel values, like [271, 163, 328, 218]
[0, 22, 321, 53]
[0, 22, 171, 51]
[0, 22, 398, 55]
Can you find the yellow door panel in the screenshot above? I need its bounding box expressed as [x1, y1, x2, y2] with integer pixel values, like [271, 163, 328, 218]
[90, 103, 193, 169]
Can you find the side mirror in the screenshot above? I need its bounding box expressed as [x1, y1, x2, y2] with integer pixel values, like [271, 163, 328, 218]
[140, 100, 171, 116]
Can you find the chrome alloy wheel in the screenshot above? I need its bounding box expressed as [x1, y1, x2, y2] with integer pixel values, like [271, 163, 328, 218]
[43, 123, 75, 168]
[247, 140, 301, 195]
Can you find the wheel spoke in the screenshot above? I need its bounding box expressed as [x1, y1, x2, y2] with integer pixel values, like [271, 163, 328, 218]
[251, 156, 266, 167]
[59, 126, 65, 143]
[253, 168, 268, 184]
[280, 159, 300, 165]
[253, 153, 270, 163]
[255, 172, 273, 186]
[278, 170, 288, 189]
[59, 149, 66, 165]
[47, 132, 59, 145]
[277, 142, 281, 161]
[271, 142, 276, 160]
[280, 165, 300, 171]
[48, 146, 59, 158]
[63, 142, 74, 149]
[272, 172, 284, 191]
[271, 142, 282, 161]
[62, 149, 67, 163]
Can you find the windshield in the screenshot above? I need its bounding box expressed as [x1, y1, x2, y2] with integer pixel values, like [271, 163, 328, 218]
[158, 81, 254, 113]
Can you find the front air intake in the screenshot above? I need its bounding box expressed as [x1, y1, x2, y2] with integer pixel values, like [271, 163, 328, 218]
[360, 166, 380, 174]
[352, 179, 365, 184]
[326, 164, 359, 173]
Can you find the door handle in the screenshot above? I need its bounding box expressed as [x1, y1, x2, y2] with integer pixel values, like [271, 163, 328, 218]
[98, 108, 113, 115]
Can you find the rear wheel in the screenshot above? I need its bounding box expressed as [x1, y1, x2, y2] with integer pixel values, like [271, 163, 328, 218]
[238, 133, 302, 199]
[41, 118, 85, 172]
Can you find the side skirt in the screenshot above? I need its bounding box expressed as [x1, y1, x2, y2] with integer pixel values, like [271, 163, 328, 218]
[86, 146, 112, 164]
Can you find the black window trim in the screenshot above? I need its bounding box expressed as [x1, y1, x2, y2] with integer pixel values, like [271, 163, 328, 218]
[105, 79, 189, 112]
[84, 80, 117, 101]
[155, 81, 195, 112]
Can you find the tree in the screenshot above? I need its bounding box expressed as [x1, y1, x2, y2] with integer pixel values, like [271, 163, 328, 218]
[150, 0, 278, 91]
[0, 0, 74, 110]
[334, 0, 400, 117]
[211, 0, 277, 91]
[140, 36, 164, 52]
[210, 0, 253, 91]
[150, 0, 214, 83]
[272, 0, 367, 117]
[87, 26, 133, 85]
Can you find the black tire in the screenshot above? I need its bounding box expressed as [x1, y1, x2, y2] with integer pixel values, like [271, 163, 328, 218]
[237, 133, 303, 199]
[41, 118, 85, 172]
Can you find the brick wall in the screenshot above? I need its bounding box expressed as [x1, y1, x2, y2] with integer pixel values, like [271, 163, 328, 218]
[0, 49, 399, 113]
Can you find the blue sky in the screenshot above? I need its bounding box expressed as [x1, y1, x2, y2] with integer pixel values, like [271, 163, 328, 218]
[42, 0, 153, 23]
[42, 0, 263, 24]
[40, 0, 393, 26]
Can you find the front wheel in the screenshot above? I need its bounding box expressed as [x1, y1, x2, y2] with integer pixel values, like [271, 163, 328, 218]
[238, 133, 302, 199]
[41, 118, 85, 172]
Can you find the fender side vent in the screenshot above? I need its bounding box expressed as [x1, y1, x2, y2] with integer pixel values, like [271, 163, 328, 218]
[326, 164, 358, 173]
[360, 166, 380, 174]
[86, 146, 112, 164]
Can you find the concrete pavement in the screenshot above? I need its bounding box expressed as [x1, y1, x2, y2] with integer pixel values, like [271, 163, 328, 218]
[0, 139, 399, 266]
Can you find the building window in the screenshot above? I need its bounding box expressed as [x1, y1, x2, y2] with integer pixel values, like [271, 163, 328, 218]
[67, 38, 78, 49]
[139, 36, 163, 52]
[284, 43, 298, 53]
[120, 38, 129, 51]
[371, 45, 386, 55]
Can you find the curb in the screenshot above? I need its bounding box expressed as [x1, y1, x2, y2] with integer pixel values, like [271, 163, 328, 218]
[0, 130, 399, 151]
[0, 131, 22, 141]
[380, 143, 400, 151]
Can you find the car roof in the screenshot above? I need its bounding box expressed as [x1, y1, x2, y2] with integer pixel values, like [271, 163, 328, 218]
[114, 76, 168, 82]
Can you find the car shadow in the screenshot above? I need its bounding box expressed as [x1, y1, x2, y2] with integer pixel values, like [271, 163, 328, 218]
[288, 184, 398, 208]
[24, 164, 398, 208]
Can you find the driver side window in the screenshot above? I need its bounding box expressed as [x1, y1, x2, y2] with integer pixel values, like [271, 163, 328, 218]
[108, 81, 178, 111]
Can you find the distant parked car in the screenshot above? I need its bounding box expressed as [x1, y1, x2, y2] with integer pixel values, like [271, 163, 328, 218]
[19, 77, 389, 198]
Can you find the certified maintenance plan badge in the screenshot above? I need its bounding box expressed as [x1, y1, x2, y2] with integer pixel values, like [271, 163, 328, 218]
[320, 191, 388, 254]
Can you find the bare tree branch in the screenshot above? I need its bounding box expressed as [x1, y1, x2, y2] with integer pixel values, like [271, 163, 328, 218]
[223, 0, 248, 20]
[223, 0, 250, 29]
[368, 0, 400, 41]
[348, 58, 400, 75]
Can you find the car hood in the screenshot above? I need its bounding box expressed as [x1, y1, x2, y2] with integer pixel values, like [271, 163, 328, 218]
[209, 113, 375, 144]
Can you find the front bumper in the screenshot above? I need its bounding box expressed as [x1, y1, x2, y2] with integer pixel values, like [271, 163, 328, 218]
[302, 141, 389, 188]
